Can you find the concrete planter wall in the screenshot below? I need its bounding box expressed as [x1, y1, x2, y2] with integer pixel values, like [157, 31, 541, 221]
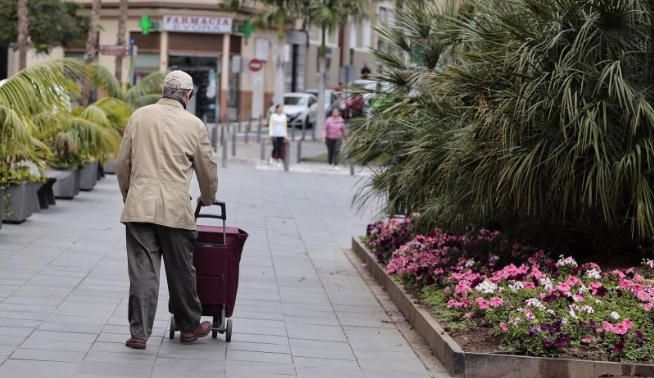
[351, 237, 654, 378]
[0, 188, 4, 229]
[80, 162, 98, 191]
[3, 183, 36, 223]
[103, 160, 117, 174]
[73, 168, 81, 196]
[52, 169, 77, 199]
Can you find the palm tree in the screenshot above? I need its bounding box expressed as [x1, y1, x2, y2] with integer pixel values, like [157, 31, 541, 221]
[16, 0, 29, 70]
[81, 0, 102, 106]
[309, 0, 376, 137]
[350, 0, 654, 252]
[114, 0, 128, 85]
[0, 59, 84, 184]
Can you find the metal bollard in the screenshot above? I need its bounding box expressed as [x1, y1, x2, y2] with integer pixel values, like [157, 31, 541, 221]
[221, 135, 228, 168]
[301, 122, 307, 141]
[231, 127, 237, 157]
[350, 161, 355, 176]
[260, 138, 266, 161]
[220, 123, 225, 146]
[291, 123, 296, 141]
[311, 125, 316, 141]
[237, 114, 242, 133]
[296, 139, 302, 163]
[283, 142, 290, 172]
[257, 116, 263, 143]
[211, 125, 218, 152]
[245, 118, 252, 144]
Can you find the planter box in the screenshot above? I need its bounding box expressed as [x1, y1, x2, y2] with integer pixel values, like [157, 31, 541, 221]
[51, 169, 76, 199]
[79, 162, 98, 191]
[3, 183, 36, 223]
[27, 182, 42, 214]
[103, 160, 117, 174]
[351, 237, 654, 378]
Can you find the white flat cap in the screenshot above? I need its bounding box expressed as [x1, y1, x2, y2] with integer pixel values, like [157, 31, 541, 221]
[163, 70, 194, 90]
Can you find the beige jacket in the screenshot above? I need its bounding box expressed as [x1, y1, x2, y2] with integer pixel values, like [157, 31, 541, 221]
[116, 98, 218, 230]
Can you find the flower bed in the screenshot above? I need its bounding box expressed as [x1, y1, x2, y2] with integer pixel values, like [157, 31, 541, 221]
[365, 218, 654, 363]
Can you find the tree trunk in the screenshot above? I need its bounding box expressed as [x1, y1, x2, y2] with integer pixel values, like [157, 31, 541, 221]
[81, 0, 101, 106]
[17, 0, 29, 71]
[316, 25, 327, 141]
[114, 0, 128, 85]
[273, 38, 286, 107]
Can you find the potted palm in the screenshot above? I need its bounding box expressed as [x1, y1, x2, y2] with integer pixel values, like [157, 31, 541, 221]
[0, 60, 78, 222]
[103, 72, 163, 174]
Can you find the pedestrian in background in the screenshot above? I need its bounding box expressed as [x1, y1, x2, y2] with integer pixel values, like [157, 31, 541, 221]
[268, 104, 288, 166]
[323, 108, 346, 170]
[116, 70, 218, 349]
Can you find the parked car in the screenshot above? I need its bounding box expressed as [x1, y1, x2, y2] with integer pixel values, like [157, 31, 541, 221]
[269, 93, 319, 129]
[303, 89, 340, 117]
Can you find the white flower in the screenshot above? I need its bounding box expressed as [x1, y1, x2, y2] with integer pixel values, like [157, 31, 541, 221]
[509, 281, 524, 293]
[643, 259, 654, 269]
[540, 278, 553, 291]
[561, 318, 568, 326]
[546, 309, 556, 315]
[556, 255, 578, 268]
[568, 308, 578, 319]
[585, 269, 601, 280]
[525, 298, 546, 310]
[475, 279, 498, 294]
[465, 259, 476, 268]
[578, 285, 588, 294]
[580, 305, 594, 314]
[610, 311, 620, 320]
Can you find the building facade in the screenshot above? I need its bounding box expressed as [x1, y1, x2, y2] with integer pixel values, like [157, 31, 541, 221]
[8, 0, 393, 121]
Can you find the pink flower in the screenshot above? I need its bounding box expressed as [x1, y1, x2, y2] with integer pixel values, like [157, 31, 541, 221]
[572, 294, 584, 302]
[489, 297, 504, 308]
[601, 319, 633, 336]
[476, 297, 490, 310]
[589, 281, 607, 297]
[643, 303, 654, 312]
[581, 336, 596, 344]
[499, 322, 508, 333]
[447, 298, 471, 309]
[464, 312, 474, 319]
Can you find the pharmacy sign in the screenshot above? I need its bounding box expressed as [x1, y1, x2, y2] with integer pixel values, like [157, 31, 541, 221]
[162, 15, 233, 34]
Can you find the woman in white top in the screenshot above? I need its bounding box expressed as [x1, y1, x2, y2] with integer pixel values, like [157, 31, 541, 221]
[268, 104, 288, 165]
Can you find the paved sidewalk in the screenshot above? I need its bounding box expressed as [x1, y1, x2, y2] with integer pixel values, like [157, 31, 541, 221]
[0, 164, 448, 377]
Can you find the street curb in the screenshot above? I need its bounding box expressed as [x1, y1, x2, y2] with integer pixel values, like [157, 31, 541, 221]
[351, 237, 654, 378]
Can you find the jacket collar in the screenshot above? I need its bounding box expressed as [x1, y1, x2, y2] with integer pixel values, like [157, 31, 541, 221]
[157, 97, 185, 109]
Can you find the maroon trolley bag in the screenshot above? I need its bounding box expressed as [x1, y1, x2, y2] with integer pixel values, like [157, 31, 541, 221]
[168, 200, 248, 342]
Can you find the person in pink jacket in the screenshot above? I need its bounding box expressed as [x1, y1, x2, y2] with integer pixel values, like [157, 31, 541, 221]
[323, 108, 346, 169]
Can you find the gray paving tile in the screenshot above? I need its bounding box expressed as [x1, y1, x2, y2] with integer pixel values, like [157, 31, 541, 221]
[0, 359, 77, 378]
[151, 357, 225, 378]
[10, 348, 86, 362]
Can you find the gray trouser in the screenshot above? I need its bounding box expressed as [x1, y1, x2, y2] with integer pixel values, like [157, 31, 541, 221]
[125, 222, 202, 340]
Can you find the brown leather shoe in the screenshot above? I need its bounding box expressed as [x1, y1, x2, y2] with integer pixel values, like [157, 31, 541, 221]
[125, 338, 147, 349]
[180, 321, 212, 343]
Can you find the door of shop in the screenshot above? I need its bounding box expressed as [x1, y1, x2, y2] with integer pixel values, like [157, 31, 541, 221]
[168, 56, 220, 122]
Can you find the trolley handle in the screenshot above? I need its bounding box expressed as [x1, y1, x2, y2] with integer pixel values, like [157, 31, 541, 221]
[194, 200, 227, 245]
[194, 200, 226, 221]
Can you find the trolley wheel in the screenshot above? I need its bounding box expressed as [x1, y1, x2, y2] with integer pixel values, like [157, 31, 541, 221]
[212, 330, 218, 339]
[169, 316, 176, 340]
[225, 319, 232, 342]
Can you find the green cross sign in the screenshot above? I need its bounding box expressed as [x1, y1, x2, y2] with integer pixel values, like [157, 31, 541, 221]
[140, 15, 152, 35]
[239, 19, 254, 40]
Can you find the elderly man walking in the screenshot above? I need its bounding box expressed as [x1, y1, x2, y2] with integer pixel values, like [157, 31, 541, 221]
[116, 71, 218, 349]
